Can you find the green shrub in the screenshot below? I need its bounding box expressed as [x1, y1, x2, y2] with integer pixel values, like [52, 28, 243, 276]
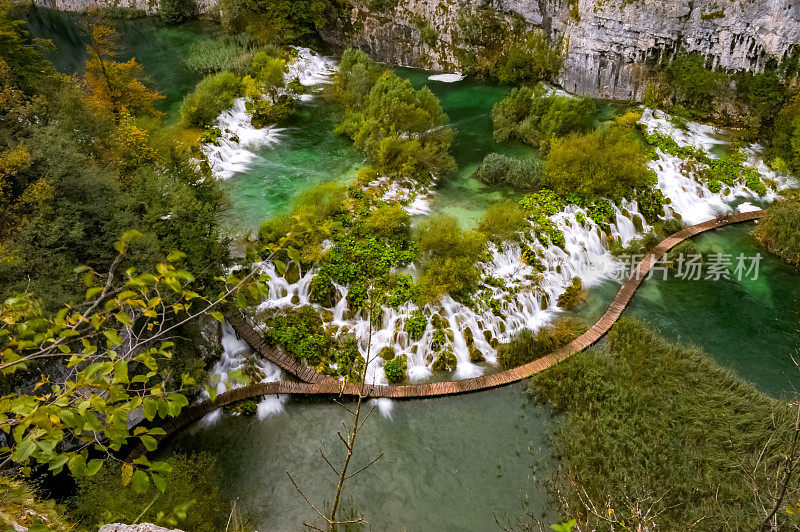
[159, 0, 197, 24]
[492, 84, 595, 146]
[384, 355, 407, 383]
[529, 318, 799, 530]
[497, 317, 583, 369]
[239, 399, 257, 416]
[404, 310, 427, 340]
[331, 52, 455, 180]
[477, 199, 530, 243]
[70, 453, 228, 531]
[770, 95, 800, 176]
[415, 214, 487, 303]
[379, 345, 396, 361]
[180, 71, 243, 128]
[544, 127, 652, 200]
[473, 153, 543, 189]
[665, 52, 725, 119]
[309, 273, 338, 307]
[753, 201, 800, 265]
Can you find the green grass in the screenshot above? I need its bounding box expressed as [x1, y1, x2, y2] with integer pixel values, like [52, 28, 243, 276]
[528, 318, 800, 530]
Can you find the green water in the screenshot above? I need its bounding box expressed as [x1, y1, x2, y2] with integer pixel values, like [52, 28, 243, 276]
[577, 224, 800, 397]
[163, 385, 554, 530]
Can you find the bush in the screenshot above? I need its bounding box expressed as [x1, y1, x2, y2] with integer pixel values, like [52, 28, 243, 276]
[70, 453, 228, 531]
[544, 127, 652, 200]
[332, 52, 456, 180]
[180, 71, 243, 128]
[497, 317, 583, 369]
[309, 273, 338, 307]
[529, 318, 799, 530]
[753, 201, 800, 265]
[415, 214, 487, 303]
[159, 0, 197, 24]
[492, 84, 596, 146]
[379, 345, 396, 360]
[384, 355, 407, 383]
[404, 310, 427, 340]
[665, 52, 725, 119]
[473, 153, 543, 189]
[477, 199, 530, 243]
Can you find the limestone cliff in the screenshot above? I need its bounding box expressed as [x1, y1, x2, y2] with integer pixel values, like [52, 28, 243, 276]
[322, 0, 799, 99]
[31, 0, 799, 100]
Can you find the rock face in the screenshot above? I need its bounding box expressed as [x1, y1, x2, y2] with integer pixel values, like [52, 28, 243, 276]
[33, 0, 799, 99]
[322, 0, 799, 99]
[98, 524, 184, 532]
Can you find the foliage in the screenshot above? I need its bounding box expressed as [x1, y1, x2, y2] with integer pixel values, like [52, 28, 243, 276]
[84, 25, 164, 119]
[473, 153, 543, 189]
[664, 52, 725, 118]
[403, 310, 427, 341]
[497, 317, 583, 369]
[180, 71, 243, 127]
[456, 9, 562, 84]
[184, 34, 257, 75]
[263, 305, 365, 378]
[0, 233, 267, 488]
[220, 0, 328, 46]
[431, 347, 457, 371]
[529, 319, 799, 530]
[492, 85, 596, 146]
[308, 273, 338, 307]
[518, 190, 566, 248]
[330, 50, 456, 181]
[70, 452, 227, 531]
[159, 0, 197, 24]
[0, 13, 228, 310]
[414, 215, 487, 303]
[383, 355, 406, 383]
[770, 94, 800, 176]
[0, 474, 72, 530]
[477, 200, 530, 243]
[753, 201, 800, 266]
[544, 127, 653, 200]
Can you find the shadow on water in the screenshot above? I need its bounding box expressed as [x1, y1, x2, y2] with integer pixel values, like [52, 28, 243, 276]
[163, 384, 555, 531]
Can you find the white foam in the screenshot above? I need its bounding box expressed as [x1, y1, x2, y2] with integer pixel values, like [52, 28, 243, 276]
[428, 73, 464, 83]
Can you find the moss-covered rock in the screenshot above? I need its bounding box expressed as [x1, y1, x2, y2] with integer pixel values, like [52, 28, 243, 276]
[285, 261, 301, 284]
[432, 347, 457, 371]
[384, 355, 407, 383]
[469, 345, 485, 363]
[379, 346, 396, 361]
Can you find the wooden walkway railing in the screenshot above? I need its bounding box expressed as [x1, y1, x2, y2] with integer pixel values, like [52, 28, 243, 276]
[127, 210, 764, 458]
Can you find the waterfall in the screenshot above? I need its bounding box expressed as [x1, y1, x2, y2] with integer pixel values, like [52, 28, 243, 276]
[239, 108, 796, 389]
[202, 48, 338, 180]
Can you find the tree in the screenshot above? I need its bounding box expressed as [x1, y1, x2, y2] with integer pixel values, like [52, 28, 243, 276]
[415, 214, 487, 303]
[84, 25, 164, 120]
[287, 277, 385, 531]
[0, 231, 270, 489]
[543, 127, 653, 199]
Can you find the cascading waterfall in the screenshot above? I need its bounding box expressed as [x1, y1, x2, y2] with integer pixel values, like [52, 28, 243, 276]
[202, 48, 338, 180]
[243, 110, 795, 388]
[199, 323, 285, 425]
[200, 61, 798, 408]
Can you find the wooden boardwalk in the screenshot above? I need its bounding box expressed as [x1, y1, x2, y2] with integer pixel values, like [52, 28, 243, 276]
[128, 210, 764, 457]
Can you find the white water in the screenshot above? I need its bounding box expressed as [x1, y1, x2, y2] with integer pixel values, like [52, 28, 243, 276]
[428, 73, 464, 83]
[199, 323, 286, 426]
[203, 48, 338, 179]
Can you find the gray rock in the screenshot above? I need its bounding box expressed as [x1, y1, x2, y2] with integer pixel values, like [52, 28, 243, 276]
[98, 524, 185, 532]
